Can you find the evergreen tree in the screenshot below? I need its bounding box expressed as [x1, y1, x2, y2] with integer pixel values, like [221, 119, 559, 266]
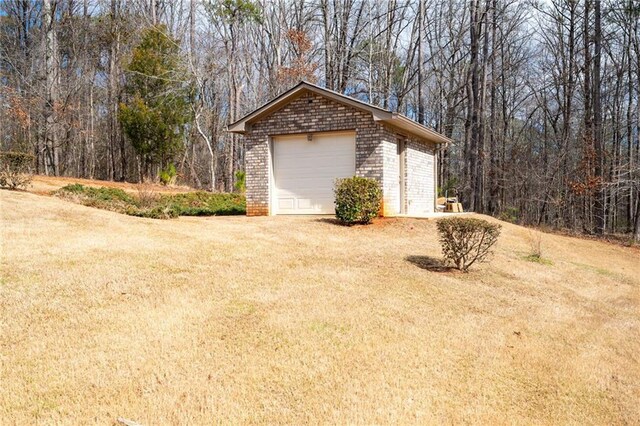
[119, 25, 191, 180]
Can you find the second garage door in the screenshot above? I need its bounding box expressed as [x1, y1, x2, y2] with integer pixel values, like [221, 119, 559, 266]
[273, 132, 356, 214]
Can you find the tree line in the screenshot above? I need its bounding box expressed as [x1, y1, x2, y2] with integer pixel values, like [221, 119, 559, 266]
[1, 0, 639, 240]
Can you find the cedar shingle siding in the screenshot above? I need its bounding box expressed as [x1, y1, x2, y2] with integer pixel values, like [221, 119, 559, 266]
[242, 89, 437, 216]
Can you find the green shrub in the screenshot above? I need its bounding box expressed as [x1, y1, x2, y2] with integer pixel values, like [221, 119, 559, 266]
[499, 206, 519, 223]
[0, 151, 35, 190]
[436, 217, 501, 272]
[159, 163, 177, 186]
[91, 187, 133, 203]
[55, 184, 246, 219]
[55, 184, 136, 214]
[59, 183, 86, 194]
[438, 177, 458, 197]
[164, 192, 246, 216]
[234, 170, 246, 193]
[334, 176, 382, 225]
[57, 184, 134, 203]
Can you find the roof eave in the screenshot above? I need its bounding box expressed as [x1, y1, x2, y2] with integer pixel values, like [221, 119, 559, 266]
[381, 113, 454, 144]
[227, 81, 454, 145]
[227, 122, 246, 134]
[227, 81, 395, 134]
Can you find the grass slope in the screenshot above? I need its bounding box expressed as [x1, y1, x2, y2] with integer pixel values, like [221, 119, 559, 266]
[1, 189, 639, 424]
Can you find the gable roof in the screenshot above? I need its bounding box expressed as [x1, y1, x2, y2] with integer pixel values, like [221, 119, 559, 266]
[227, 81, 453, 144]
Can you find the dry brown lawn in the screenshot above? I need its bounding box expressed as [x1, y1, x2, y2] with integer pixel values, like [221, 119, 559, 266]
[28, 175, 194, 195]
[1, 188, 639, 424]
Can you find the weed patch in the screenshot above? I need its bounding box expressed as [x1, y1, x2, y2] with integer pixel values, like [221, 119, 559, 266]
[523, 254, 554, 265]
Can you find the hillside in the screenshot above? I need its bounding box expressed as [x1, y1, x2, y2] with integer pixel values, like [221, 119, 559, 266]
[1, 189, 639, 424]
[28, 175, 196, 195]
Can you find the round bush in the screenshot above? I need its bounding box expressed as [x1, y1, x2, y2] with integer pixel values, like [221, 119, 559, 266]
[334, 176, 382, 225]
[436, 217, 501, 272]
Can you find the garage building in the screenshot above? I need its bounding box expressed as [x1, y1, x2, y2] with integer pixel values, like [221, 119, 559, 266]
[227, 81, 452, 216]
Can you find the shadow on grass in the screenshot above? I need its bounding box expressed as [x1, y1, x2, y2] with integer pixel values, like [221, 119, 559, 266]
[313, 217, 396, 227]
[313, 217, 345, 226]
[405, 255, 457, 273]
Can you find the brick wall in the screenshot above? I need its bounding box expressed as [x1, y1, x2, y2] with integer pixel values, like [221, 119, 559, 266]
[405, 138, 436, 215]
[244, 90, 384, 216]
[380, 131, 437, 216]
[381, 136, 400, 216]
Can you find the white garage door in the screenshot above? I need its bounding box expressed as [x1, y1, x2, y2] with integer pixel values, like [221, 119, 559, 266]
[273, 132, 356, 214]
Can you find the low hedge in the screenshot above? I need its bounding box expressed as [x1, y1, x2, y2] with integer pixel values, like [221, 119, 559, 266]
[55, 184, 246, 219]
[165, 192, 246, 216]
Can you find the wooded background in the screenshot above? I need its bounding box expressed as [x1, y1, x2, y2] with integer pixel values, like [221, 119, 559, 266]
[1, 0, 639, 239]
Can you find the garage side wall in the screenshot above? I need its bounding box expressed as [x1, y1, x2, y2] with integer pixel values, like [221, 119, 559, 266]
[244, 91, 385, 216]
[405, 138, 436, 214]
[381, 136, 400, 216]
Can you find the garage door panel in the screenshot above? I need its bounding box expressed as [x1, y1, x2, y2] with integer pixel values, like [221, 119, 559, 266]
[276, 174, 345, 185]
[274, 132, 355, 214]
[275, 164, 349, 174]
[277, 197, 333, 211]
[277, 186, 335, 197]
[278, 156, 352, 164]
[276, 154, 353, 165]
[278, 198, 295, 210]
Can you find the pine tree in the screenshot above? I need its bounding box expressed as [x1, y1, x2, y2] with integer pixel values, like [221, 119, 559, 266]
[119, 25, 191, 180]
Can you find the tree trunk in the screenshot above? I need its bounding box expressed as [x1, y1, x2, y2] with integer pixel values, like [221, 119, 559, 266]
[634, 193, 640, 242]
[466, 0, 482, 212]
[108, 0, 120, 181]
[227, 23, 238, 192]
[42, 0, 59, 176]
[593, 0, 604, 234]
[583, 0, 593, 232]
[417, 0, 424, 124]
